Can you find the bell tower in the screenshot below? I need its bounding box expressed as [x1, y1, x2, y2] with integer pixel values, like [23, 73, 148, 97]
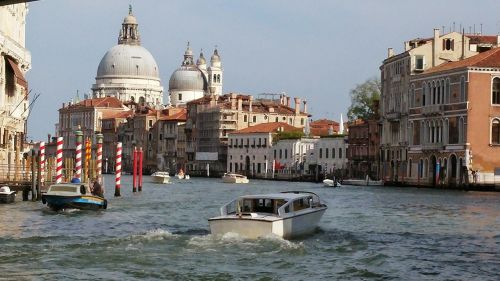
[207, 46, 223, 96]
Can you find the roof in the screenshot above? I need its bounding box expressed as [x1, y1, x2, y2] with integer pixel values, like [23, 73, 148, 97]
[101, 110, 133, 120]
[467, 35, 498, 45]
[424, 47, 500, 75]
[159, 108, 187, 121]
[62, 97, 125, 110]
[231, 122, 301, 135]
[309, 119, 340, 137]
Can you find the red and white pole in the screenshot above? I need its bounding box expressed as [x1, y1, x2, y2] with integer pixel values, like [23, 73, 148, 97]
[96, 133, 103, 179]
[56, 137, 63, 183]
[132, 147, 137, 192]
[114, 142, 122, 197]
[39, 141, 45, 184]
[138, 147, 143, 192]
[75, 129, 83, 180]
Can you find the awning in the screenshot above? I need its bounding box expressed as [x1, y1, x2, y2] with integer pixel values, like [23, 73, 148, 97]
[6, 57, 28, 89]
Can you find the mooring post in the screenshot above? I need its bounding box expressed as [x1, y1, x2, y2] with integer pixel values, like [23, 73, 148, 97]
[138, 147, 143, 192]
[96, 133, 103, 186]
[36, 150, 42, 200]
[31, 149, 37, 201]
[132, 147, 137, 192]
[55, 137, 63, 184]
[75, 128, 83, 181]
[114, 142, 122, 197]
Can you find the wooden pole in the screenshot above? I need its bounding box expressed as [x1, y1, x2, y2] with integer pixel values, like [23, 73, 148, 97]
[133, 147, 137, 192]
[36, 150, 42, 200]
[31, 149, 36, 201]
[138, 148, 143, 192]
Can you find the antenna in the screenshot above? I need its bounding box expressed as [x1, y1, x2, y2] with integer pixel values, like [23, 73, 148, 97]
[453, 22, 456, 32]
[474, 24, 476, 34]
[469, 26, 472, 34]
[480, 23, 483, 35]
[442, 26, 445, 34]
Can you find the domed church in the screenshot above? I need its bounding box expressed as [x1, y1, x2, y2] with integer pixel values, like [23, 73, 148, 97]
[92, 6, 164, 106]
[169, 43, 223, 107]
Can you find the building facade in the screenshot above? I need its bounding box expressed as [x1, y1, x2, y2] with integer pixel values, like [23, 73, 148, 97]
[347, 119, 380, 179]
[407, 47, 500, 186]
[0, 4, 31, 169]
[380, 29, 499, 183]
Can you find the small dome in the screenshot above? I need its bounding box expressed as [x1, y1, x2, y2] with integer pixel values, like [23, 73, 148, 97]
[196, 51, 206, 65]
[123, 14, 137, 25]
[97, 44, 160, 79]
[211, 48, 221, 63]
[169, 66, 207, 91]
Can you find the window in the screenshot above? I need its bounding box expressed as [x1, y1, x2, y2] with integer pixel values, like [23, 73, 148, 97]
[443, 38, 454, 51]
[332, 148, 335, 158]
[325, 148, 329, 158]
[244, 115, 247, 122]
[319, 148, 323, 158]
[301, 118, 304, 125]
[493, 77, 500, 104]
[178, 93, 182, 101]
[275, 117, 279, 122]
[285, 149, 288, 159]
[492, 119, 500, 144]
[339, 148, 342, 158]
[415, 55, 424, 71]
[274, 150, 277, 158]
[460, 76, 466, 102]
[253, 116, 257, 123]
[279, 149, 283, 158]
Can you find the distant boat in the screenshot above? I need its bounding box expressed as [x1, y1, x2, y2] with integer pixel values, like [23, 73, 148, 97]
[41, 183, 107, 211]
[222, 173, 249, 184]
[175, 169, 190, 180]
[0, 186, 16, 204]
[342, 179, 383, 186]
[323, 179, 341, 187]
[209, 191, 327, 239]
[151, 171, 170, 184]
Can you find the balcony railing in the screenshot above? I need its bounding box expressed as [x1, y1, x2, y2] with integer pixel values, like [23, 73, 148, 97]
[385, 111, 401, 121]
[422, 104, 444, 116]
[421, 143, 444, 151]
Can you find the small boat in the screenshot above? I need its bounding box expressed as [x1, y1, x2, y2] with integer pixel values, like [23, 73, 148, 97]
[323, 179, 341, 187]
[175, 169, 190, 180]
[41, 183, 107, 211]
[151, 171, 170, 184]
[208, 191, 327, 239]
[222, 173, 249, 184]
[0, 186, 16, 203]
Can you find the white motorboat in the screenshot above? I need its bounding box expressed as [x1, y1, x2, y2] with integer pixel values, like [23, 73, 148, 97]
[0, 186, 16, 203]
[208, 191, 327, 239]
[323, 179, 341, 187]
[151, 171, 170, 184]
[222, 173, 249, 184]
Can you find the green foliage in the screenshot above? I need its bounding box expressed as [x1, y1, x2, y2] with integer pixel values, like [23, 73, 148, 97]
[273, 131, 304, 144]
[347, 77, 381, 121]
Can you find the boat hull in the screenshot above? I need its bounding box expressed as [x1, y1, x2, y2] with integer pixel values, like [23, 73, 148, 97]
[0, 192, 15, 204]
[222, 177, 249, 184]
[323, 179, 340, 187]
[209, 207, 326, 239]
[42, 194, 107, 211]
[152, 176, 170, 184]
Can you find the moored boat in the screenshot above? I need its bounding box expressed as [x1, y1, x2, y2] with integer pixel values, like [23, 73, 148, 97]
[208, 191, 327, 239]
[0, 186, 16, 203]
[342, 179, 383, 186]
[41, 183, 107, 211]
[222, 173, 249, 184]
[151, 171, 170, 184]
[323, 179, 341, 187]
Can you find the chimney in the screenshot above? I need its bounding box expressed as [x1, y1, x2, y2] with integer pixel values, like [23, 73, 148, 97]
[497, 35, 500, 47]
[47, 134, 51, 143]
[62, 102, 65, 108]
[286, 97, 291, 108]
[432, 28, 440, 67]
[231, 93, 237, 110]
[156, 110, 160, 119]
[294, 97, 301, 115]
[387, 48, 394, 58]
[249, 96, 254, 112]
[303, 99, 308, 114]
[404, 41, 410, 51]
[237, 96, 243, 111]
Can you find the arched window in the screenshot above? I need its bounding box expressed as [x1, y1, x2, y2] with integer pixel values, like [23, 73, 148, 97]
[445, 78, 450, 104]
[422, 83, 427, 106]
[492, 77, 500, 104]
[492, 119, 500, 144]
[217, 74, 221, 83]
[319, 148, 323, 158]
[437, 81, 441, 104]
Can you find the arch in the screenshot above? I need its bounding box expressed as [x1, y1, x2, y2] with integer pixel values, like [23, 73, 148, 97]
[459, 157, 465, 185]
[430, 155, 437, 186]
[139, 96, 145, 104]
[450, 154, 457, 184]
[492, 118, 500, 144]
[492, 77, 500, 104]
[245, 156, 250, 175]
[422, 82, 427, 106]
[408, 158, 412, 178]
[437, 80, 441, 104]
[460, 76, 466, 101]
[441, 79, 445, 104]
[458, 117, 464, 143]
[424, 158, 428, 178]
[446, 78, 451, 104]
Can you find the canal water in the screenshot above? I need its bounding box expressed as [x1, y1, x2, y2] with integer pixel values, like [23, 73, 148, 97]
[0, 175, 498, 280]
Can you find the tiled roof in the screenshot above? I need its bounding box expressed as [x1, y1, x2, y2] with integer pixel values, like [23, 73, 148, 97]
[102, 110, 133, 120]
[159, 108, 187, 121]
[467, 35, 498, 45]
[71, 97, 124, 108]
[424, 47, 500, 74]
[231, 122, 301, 134]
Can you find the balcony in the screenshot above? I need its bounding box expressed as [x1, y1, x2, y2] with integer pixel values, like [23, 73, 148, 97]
[423, 104, 444, 116]
[422, 143, 444, 151]
[443, 102, 468, 112]
[385, 111, 401, 121]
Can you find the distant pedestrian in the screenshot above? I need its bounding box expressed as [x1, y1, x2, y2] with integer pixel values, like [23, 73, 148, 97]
[91, 178, 103, 197]
[70, 170, 81, 183]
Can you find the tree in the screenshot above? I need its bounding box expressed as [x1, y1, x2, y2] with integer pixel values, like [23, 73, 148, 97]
[347, 77, 381, 121]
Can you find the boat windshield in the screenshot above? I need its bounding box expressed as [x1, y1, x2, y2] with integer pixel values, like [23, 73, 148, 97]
[240, 198, 287, 215]
[50, 185, 77, 193]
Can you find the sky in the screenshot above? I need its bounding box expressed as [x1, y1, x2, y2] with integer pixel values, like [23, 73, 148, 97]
[24, 0, 500, 141]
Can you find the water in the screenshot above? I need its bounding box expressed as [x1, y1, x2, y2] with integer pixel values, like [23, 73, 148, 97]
[0, 175, 499, 280]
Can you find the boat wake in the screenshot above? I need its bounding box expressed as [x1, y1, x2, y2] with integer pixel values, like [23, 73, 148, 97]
[135, 228, 179, 241]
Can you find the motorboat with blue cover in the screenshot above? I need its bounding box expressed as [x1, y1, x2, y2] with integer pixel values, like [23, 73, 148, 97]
[42, 183, 107, 211]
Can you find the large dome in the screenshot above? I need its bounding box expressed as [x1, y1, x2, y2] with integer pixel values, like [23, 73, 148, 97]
[169, 66, 207, 91]
[97, 44, 160, 79]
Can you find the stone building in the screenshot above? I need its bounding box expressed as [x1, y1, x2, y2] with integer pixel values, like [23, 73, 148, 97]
[347, 119, 380, 179]
[186, 93, 309, 176]
[154, 108, 187, 173]
[92, 6, 164, 106]
[169, 43, 223, 107]
[407, 47, 500, 186]
[380, 29, 499, 183]
[0, 4, 31, 169]
[58, 97, 131, 157]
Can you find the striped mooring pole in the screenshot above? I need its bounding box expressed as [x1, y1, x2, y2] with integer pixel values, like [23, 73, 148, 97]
[96, 133, 103, 180]
[55, 137, 63, 183]
[114, 142, 122, 197]
[39, 141, 45, 184]
[75, 128, 83, 180]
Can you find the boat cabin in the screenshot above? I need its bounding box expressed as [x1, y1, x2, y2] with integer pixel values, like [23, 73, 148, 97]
[220, 191, 323, 217]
